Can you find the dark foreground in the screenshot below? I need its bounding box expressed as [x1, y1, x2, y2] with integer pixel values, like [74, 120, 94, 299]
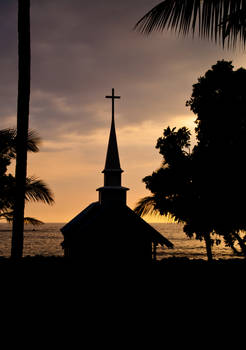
[1, 255, 245, 286]
[1, 254, 245, 272]
[1, 256, 245, 341]
[1, 254, 245, 269]
[1, 255, 245, 312]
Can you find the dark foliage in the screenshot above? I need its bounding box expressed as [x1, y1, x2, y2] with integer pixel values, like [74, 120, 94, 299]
[135, 0, 246, 49]
[135, 60, 246, 259]
[187, 60, 246, 238]
[0, 128, 54, 225]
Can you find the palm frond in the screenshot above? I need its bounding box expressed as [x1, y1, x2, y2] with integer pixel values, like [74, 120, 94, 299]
[0, 128, 41, 156]
[25, 176, 55, 205]
[23, 217, 44, 226]
[0, 128, 16, 140]
[0, 211, 43, 226]
[134, 196, 159, 216]
[0, 211, 14, 222]
[0, 128, 16, 156]
[135, 0, 246, 48]
[26, 129, 41, 153]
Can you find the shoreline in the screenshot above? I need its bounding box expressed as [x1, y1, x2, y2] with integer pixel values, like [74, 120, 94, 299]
[0, 254, 245, 266]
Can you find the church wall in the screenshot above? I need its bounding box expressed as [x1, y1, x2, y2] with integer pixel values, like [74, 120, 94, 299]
[62, 228, 153, 265]
[104, 172, 121, 186]
[99, 189, 127, 204]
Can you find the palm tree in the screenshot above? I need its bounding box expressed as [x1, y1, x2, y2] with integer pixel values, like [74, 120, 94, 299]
[0, 128, 40, 158]
[11, 0, 31, 259]
[0, 176, 54, 226]
[135, 0, 246, 49]
[0, 128, 54, 227]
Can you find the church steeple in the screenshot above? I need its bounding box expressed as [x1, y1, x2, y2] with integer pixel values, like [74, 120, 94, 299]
[103, 111, 122, 172]
[97, 88, 129, 204]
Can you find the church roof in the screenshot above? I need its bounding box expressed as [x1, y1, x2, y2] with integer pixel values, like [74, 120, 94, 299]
[61, 201, 100, 237]
[61, 201, 173, 249]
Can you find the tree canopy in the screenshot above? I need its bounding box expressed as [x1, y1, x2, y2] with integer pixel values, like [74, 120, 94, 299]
[135, 60, 246, 259]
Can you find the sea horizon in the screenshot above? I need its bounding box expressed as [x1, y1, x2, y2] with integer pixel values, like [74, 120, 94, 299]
[0, 222, 242, 260]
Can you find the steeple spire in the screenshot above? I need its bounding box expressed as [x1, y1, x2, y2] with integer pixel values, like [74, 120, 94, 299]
[97, 88, 129, 204]
[104, 88, 122, 172]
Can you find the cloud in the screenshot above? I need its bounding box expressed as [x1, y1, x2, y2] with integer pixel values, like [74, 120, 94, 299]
[1, 0, 243, 144]
[1, 1, 245, 221]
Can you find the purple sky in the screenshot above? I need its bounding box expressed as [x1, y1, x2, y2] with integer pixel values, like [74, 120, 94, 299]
[0, 0, 245, 222]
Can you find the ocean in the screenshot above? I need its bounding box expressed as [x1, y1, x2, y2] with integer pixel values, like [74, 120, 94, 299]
[0, 222, 240, 260]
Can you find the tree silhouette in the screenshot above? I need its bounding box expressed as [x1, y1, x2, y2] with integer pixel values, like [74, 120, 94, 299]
[11, 0, 31, 259]
[187, 60, 246, 256]
[135, 0, 246, 49]
[135, 60, 246, 260]
[134, 126, 216, 259]
[0, 128, 54, 226]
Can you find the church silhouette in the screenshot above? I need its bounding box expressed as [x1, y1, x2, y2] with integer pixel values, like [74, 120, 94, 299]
[60, 89, 173, 265]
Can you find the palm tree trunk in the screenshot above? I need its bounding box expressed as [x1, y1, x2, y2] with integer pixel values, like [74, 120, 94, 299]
[204, 232, 213, 261]
[11, 0, 31, 259]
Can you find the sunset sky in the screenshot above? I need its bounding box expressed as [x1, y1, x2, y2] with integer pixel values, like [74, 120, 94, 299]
[0, 0, 246, 223]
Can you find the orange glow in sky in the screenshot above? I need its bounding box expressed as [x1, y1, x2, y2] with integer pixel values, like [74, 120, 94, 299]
[1, 1, 246, 224]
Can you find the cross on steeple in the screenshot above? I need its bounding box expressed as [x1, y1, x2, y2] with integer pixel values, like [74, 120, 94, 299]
[105, 88, 120, 121]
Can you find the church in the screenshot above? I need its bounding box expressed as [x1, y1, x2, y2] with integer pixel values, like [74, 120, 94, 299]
[60, 89, 173, 265]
